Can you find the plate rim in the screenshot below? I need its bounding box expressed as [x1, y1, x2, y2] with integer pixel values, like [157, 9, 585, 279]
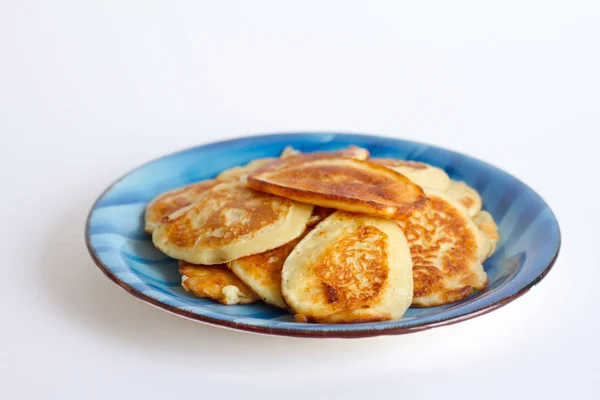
[84, 132, 562, 338]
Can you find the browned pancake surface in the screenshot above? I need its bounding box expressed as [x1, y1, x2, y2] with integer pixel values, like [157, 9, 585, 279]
[281, 211, 414, 323]
[163, 182, 290, 249]
[315, 224, 389, 310]
[397, 192, 488, 307]
[153, 181, 313, 265]
[248, 158, 426, 219]
[144, 180, 219, 233]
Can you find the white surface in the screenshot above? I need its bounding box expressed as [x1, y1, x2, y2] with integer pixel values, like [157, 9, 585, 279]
[1, 1, 598, 399]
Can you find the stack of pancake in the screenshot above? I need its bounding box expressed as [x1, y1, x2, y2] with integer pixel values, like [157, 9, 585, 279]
[145, 146, 499, 323]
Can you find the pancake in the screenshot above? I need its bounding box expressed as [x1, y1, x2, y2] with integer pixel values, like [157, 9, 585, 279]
[370, 159, 450, 191]
[152, 181, 313, 264]
[248, 158, 427, 219]
[445, 180, 482, 217]
[229, 231, 308, 309]
[281, 211, 414, 323]
[144, 180, 220, 234]
[396, 189, 489, 307]
[216, 158, 276, 183]
[473, 210, 499, 257]
[179, 260, 259, 305]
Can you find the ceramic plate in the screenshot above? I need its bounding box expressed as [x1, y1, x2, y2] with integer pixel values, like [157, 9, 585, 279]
[85, 133, 560, 338]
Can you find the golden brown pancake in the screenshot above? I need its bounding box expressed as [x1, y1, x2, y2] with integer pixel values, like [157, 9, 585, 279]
[228, 232, 308, 309]
[248, 158, 427, 219]
[152, 181, 313, 264]
[370, 159, 450, 192]
[445, 180, 482, 217]
[144, 180, 220, 234]
[179, 260, 259, 305]
[396, 189, 489, 307]
[473, 210, 499, 258]
[281, 211, 414, 323]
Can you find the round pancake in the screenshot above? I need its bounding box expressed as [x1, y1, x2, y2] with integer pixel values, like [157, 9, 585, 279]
[248, 158, 427, 219]
[445, 180, 482, 217]
[396, 189, 489, 307]
[216, 158, 277, 183]
[152, 181, 314, 264]
[179, 260, 259, 305]
[144, 180, 220, 234]
[281, 211, 414, 323]
[370, 159, 450, 191]
[473, 210, 499, 257]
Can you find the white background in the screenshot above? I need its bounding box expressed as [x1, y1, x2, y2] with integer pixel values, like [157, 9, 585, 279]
[1, 1, 598, 399]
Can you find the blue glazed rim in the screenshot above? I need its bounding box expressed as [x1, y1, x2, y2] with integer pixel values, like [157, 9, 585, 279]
[85, 132, 561, 338]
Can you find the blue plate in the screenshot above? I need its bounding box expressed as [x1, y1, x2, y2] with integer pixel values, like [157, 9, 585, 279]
[85, 133, 561, 338]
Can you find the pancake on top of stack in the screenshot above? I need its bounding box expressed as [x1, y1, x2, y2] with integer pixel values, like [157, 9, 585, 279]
[144, 144, 498, 322]
[247, 155, 427, 219]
